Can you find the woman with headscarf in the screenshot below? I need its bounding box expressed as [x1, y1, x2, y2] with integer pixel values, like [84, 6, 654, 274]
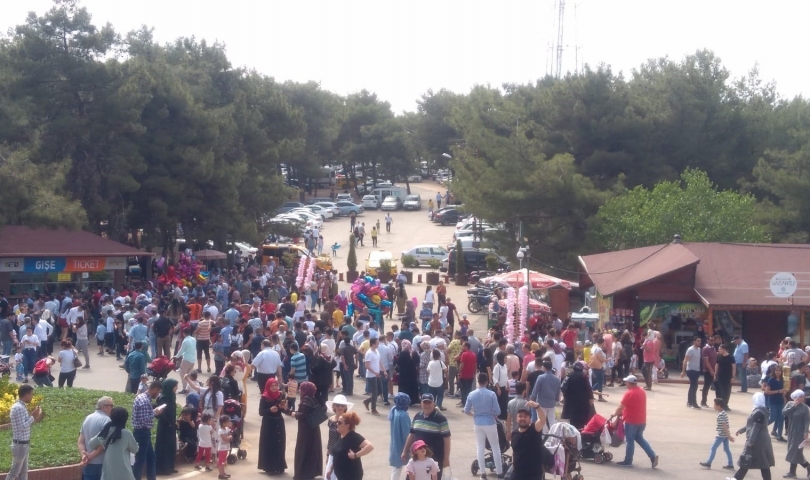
[258, 377, 289, 474]
[397, 340, 420, 405]
[337, 291, 349, 315]
[561, 362, 595, 430]
[388, 393, 412, 480]
[293, 381, 324, 479]
[312, 344, 338, 404]
[395, 284, 407, 315]
[155, 378, 179, 475]
[418, 341, 432, 399]
[782, 390, 810, 478]
[402, 300, 415, 331]
[88, 407, 139, 480]
[731, 392, 774, 480]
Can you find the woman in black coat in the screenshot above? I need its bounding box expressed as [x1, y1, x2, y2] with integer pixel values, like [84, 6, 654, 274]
[396, 340, 421, 405]
[311, 344, 338, 404]
[561, 362, 595, 430]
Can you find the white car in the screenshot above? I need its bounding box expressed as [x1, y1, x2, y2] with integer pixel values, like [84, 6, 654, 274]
[279, 211, 323, 229]
[401, 244, 449, 266]
[314, 202, 341, 216]
[403, 194, 421, 211]
[362, 195, 381, 209]
[452, 226, 499, 241]
[289, 208, 325, 223]
[305, 204, 333, 219]
[381, 196, 400, 211]
[336, 193, 353, 202]
[407, 174, 422, 183]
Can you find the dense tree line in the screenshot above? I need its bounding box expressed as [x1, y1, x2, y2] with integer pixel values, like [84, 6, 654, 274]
[2, 1, 809, 268]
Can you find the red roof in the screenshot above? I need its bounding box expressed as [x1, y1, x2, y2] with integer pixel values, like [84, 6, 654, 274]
[0, 226, 150, 257]
[580, 241, 810, 308]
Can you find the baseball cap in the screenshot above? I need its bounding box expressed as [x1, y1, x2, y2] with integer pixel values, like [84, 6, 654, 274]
[411, 440, 427, 452]
[420, 393, 435, 403]
[516, 406, 533, 415]
[623, 374, 638, 384]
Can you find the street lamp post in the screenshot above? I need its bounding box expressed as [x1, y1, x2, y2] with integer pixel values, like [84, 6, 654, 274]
[516, 247, 530, 289]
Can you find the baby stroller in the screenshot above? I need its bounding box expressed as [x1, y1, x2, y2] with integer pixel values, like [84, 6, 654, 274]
[222, 399, 247, 464]
[579, 414, 617, 463]
[0, 355, 10, 377]
[546, 422, 584, 480]
[147, 356, 177, 381]
[471, 419, 513, 476]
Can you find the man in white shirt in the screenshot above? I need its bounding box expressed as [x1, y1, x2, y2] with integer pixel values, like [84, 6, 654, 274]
[362, 338, 385, 415]
[378, 336, 396, 405]
[321, 329, 336, 357]
[202, 298, 219, 327]
[252, 340, 282, 393]
[32, 316, 49, 358]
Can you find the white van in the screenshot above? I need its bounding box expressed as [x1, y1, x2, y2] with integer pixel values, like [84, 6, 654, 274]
[371, 186, 408, 204]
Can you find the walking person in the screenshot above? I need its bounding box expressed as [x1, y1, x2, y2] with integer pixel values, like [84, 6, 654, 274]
[435, 192, 442, 209]
[77, 396, 115, 480]
[132, 380, 165, 480]
[464, 372, 504, 479]
[701, 335, 717, 407]
[530, 360, 562, 431]
[293, 382, 324, 480]
[57, 338, 79, 387]
[641, 330, 658, 391]
[734, 335, 750, 393]
[764, 365, 786, 441]
[73, 317, 91, 369]
[258, 378, 289, 474]
[389, 393, 412, 480]
[590, 336, 607, 402]
[729, 392, 774, 480]
[175, 328, 197, 393]
[325, 412, 375, 480]
[7, 384, 43, 480]
[699, 398, 735, 470]
[252, 339, 283, 393]
[155, 379, 179, 475]
[782, 390, 810, 478]
[385, 213, 393, 233]
[402, 394, 452, 480]
[681, 336, 703, 409]
[362, 337, 386, 415]
[614, 375, 659, 468]
[371, 227, 378, 247]
[715, 343, 735, 410]
[325, 395, 353, 480]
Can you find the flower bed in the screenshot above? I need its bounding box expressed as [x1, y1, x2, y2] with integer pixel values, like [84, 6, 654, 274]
[0, 378, 135, 472]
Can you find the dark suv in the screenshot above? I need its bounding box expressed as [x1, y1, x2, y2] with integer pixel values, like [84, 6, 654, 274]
[444, 248, 509, 276]
[432, 208, 461, 226]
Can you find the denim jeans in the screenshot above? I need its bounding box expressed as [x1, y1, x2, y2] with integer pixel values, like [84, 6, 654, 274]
[82, 463, 103, 480]
[23, 348, 37, 375]
[592, 368, 605, 394]
[706, 436, 733, 466]
[623, 423, 656, 465]
[736, 363, 747, 392]
[380, 374, 389, 403]
[459, 378, 474, 405]
[366, 377, 380, 412]
[430, 385, 444, 408]
[342, 368, 354, 395]
[701, 371, 714, 405]
[686, 370, 701, 406]
[132, 428, 156, 480]
[769, 403, 785, 437]
[1, 338, 12, 356]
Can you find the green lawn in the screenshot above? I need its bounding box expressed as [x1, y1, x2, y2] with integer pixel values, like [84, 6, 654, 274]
[0, 386, 137, 471]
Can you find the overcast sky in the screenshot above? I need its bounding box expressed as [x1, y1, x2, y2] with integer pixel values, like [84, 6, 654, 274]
[2, 0, 808, 113]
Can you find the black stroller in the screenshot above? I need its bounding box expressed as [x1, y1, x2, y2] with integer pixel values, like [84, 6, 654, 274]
[222, 399, 247, 464]
[470, 420, 513, 476]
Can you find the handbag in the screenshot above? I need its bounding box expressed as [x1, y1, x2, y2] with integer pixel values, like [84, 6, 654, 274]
[305, 403, 329, 428]
[73, 349, 83, 368]
[738, 447, 754, 468]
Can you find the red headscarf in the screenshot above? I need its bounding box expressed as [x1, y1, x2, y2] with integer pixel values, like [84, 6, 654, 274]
[299, 381, 317, 400]
[261, 377, 281, 402]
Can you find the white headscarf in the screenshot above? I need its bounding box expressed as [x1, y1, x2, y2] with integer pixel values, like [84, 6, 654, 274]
[752, 392, 767, 411]
[791, 389, 806, 401]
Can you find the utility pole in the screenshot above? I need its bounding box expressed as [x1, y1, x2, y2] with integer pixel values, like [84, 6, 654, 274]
[554, 0, 566, 78]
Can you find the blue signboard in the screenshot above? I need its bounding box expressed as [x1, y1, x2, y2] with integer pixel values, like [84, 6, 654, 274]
[23, 257, 66, 273]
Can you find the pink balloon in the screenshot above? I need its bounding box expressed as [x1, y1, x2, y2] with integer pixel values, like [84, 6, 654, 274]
[412, 297, 419, 309]
[350, 284, 362, 294]
[379, 290, 387, 299]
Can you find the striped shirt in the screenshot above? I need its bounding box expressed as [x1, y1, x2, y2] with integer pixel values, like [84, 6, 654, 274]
[715, 410, 729, 437]
[195, 320, 213, 341]
[410, 409, 451, 465]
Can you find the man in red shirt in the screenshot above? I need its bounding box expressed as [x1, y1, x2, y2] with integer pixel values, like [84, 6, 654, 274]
[614, 375, 658, 468]
[560, 323, 579, 350]
[456, 341, 478, 407]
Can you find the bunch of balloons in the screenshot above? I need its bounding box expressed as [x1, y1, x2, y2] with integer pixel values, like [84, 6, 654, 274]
[348, 276, 394, 322]
[157, 249, 207, 287]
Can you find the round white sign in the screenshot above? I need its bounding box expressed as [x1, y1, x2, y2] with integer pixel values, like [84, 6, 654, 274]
[770, 272, 798, 298]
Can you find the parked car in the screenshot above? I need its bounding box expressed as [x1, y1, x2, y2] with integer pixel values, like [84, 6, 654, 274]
[433, 208, 462, 226]
[278, 211, 322, 229]
[365, 250, 398, 276]
[335, 201, 364, 216]
[336, 193, 353, 202]
[407, 174, 422, 183]
[441, 248, 509, 276]
[453, 226, 499, 241]
[305, 204, 333, 219]
[403, 194, 422, 211]
[362, 195, 381, 209]
[314, 202, 341, 216]
[307, 197, 334, 205]
[381, 196, 401, 211]
[401, 244, 448, 265]
[277, 201, 305, 214]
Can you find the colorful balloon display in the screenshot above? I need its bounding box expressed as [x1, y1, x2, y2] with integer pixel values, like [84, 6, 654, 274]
[347, 276, 392, 322]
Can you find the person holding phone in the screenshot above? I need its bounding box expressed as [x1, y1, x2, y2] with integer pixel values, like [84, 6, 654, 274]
[131, 380, 165, 480]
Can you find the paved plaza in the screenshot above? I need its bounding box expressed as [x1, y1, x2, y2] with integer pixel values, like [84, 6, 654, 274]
[17, 182, 792, 480]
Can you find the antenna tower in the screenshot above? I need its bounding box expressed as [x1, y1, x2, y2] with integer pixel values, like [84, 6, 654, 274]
[554, 0, 565, 78]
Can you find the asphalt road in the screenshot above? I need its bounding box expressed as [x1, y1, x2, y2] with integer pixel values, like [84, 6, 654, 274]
[24, 180, 798, 479]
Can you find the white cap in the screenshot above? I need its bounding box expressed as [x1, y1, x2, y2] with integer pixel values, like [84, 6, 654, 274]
[623, 374, 638, 384]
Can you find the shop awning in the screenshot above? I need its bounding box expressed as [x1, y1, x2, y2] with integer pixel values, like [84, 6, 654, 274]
[578, 243, 700, 297]
[0, 226, 150, 257]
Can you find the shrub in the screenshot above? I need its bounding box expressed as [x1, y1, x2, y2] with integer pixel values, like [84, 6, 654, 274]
[426, 259, 442, 271]
[401, 254, 418, 268]
[347, 233, 358, 272]
[0, 379, 136, 471]
[0, 377, 43, 424]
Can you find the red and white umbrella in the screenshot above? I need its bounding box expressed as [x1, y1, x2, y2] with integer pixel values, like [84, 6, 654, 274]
[482, 270, 572, 290]
[498, 297, 551, 313]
